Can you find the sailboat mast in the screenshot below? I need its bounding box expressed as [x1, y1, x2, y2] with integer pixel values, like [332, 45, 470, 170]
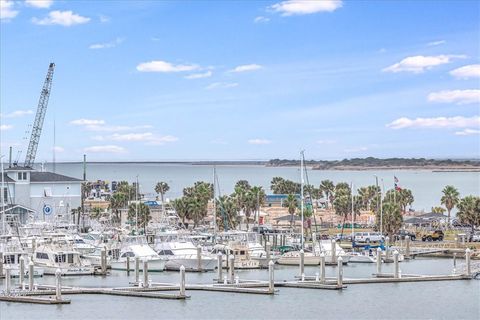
[300, 150, 304, 249]
[135, 175, 139, 233]
[351, 182, 354, 239]
[212, 166, 217, 238]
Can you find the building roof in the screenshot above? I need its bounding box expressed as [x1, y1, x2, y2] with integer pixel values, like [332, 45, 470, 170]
[5, 166, 34, 171]
[30, 172, 82, 183]
[2, 173, 14, 183]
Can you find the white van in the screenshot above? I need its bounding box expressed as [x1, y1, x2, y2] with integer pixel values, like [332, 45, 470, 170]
[354, 232, 384, 243]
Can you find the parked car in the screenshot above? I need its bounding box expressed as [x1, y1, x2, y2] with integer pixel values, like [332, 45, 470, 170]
[334, 233, 352, 242]
[394, 230, 416, 241]
[252, 225, 273, 234]
[421, 230, 444, 241]
[354, 232, 384, 243]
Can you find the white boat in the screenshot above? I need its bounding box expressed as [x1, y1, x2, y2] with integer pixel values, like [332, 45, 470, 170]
[212, 243, 260, 269]
[348, 251, 377, 263]
[314, 240, 351, 264]
[1, 241, 44, 278]
[81, 246, 112, 268]
[110, 236, 166, 272]
[277, 250, 321, 265]
[33, 241, 94, 275]
[154, 234, 216, 271]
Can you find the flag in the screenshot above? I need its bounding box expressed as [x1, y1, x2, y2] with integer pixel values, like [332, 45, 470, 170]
[394, 176, 402, 191]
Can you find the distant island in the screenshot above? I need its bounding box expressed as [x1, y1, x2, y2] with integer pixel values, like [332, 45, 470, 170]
[267, 157, 480, 171]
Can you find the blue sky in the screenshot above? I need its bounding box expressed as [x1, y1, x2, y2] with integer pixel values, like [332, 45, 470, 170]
[1, 0, 479, 161]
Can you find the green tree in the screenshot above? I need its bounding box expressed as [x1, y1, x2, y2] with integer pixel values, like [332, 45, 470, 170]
[127, 202, 151, 234]
[188, 197, 207, 228]
[376, 202, 403, 238]
[172, 197, 189, 227]
[431, 206, 446, 214]
[110, 192, 127, 225]
[215, 195, 240, 231]
[283, 194, 299, 227]
[319, 180, 335, 209]
[154, 181, 170, 211]
[441, 185, 460, 225]
[235, 180, 251, 191]
[456, 196, 480, 234]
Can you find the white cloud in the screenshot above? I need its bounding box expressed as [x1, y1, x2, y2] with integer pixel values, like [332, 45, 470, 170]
[210, 139, 228, 145]
[0, 124, 13, 131]
[32, 10, 90, 26]
[52, 146, 64, 152]
[0, 0, 18, 20]
[428, 89, 480, 105]
[271, 0, 343, 16]
[205, 82, 238, 90]
[230, 64, 263, 73]
[70, 119, 106, 126]
[184, 70, 212, 79]
[455, 128, 480, 136]
[0, 110, 33, 118]
[99, 14, 110, 23]
[92, 132, 178, 145]
[25, 0, 53, 8]
[449, 64, 480, 79]
[387, 116, 480, 129]
[89, 37, 124, 50]
[316, 139, 336, 145]
[427, 40, 446, 46]
[344, 146, 368, 153]
[382, 55, 466, 73]
[254, 16, 270, 23]
[136, 60, 199, 73]
[248, 139, 271, 145]
[84, 145, 126, 153]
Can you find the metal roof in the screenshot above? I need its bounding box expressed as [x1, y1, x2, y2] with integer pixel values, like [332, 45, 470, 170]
[30, 172, 82, 182]
[5, 166, 34, 171]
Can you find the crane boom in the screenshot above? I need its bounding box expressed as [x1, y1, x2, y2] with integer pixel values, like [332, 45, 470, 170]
[24, 62, 55, 168]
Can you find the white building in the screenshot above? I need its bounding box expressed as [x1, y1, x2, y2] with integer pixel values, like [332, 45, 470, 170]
[1, 165, 82, 224]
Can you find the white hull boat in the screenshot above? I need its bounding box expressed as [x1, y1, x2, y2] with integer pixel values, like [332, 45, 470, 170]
[277, 251, 321, 266]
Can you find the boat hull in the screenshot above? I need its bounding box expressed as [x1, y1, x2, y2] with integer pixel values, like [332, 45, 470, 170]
[110, 258, 166, 272]
[165, 256, 217, 271]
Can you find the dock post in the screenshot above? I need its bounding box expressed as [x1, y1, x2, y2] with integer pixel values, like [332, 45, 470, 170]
[228, 254, 235, 284]
[143, 260, 149, 287]
[405, 236, 411, 259]
[5, 267, 11, 295]
[320, 252, 326, 283]
[465, 248, 471, 276]
[197, 245, 202, 272]
[0, 252, 3, 277]
[393, 250, 399, 278]
[331, 239, 337, 264]
[452, 253, 457, 274]
[135, 257, 140, 284]
[268, 260, 275, 293]
[266, 242, 271, 262]
[455, 237, 459, 249]
[32, 238, 36, 252]
[376, 249, 382, 275]
[217, 252, 223, 283]
[385, 236, 390, 261]
[337, 256, 343, 287]
[126, 256, 130, 274]
[101, 247, 107, 274]
[180, 265, 186, 296]
[19, 256, 25, 289]
[55, 268, 62, 300]
[299, 249, 305, 279]
[29, 259, 34, 291]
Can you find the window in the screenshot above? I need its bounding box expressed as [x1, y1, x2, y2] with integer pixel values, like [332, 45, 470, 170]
[67, 254, 74, 264]
[120, 252, 135, 258]
[55, 254, 66, 263]
[23, 172, 27, 180]
[18, 172, 22, 180]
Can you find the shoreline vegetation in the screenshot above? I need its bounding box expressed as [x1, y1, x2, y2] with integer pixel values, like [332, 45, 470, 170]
[49, 157, 480, 171]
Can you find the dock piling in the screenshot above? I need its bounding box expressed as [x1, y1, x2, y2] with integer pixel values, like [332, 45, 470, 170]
[376, 249, 382, 274]
[217, 252, 223, 283]
[5, 267, 11, 295]
[331, 240, 337, 264]
[337, 256, 343, 287]
[135, 257, 140, 283]
[197, 245, 202, 272]
[452, 253, 457, 274]
[268, 260, 275, 293]
[19, 256, 25, 289]
[405, 236, 411, 259]
[143, 260, 149, 287]
[229, 254, 235, 284]
[55, 269, 62, 300]
[126, 256, 130, 274]
[393, 250, 399, 278]
[28, 260, 34, 291]
[180, 265, 186, 296]
[101, 247, 107, 274]
[0, 252, 3, 277]
[299, 249, 305, 278]
[465, 248, 471, 276]
[320, 253, 326, 283]
[266, 242, 271, 261]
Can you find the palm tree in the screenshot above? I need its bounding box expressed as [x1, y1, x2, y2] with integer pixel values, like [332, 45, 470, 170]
[283, 194, 298, 227]
[154, 181, 170, 212]
[172, 197, 189, 227]
[188, 197, 206, 228]
[110, 192, 127, 225]
[319, 180, 335, 209]
[216, 195, 239, 231]
[456, 196, 480, 234]
[441, 185, 460, 225]
[128, 202, 151, 234]
[235, 180, 251, 191]
[377, 202, 403, 238]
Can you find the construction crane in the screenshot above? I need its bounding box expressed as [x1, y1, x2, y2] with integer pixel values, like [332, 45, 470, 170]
[24, 62, 55, 168]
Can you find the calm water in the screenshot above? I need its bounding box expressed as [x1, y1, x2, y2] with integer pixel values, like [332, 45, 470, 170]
[1, 258, 479, 319]
[43, 163, 479, 212]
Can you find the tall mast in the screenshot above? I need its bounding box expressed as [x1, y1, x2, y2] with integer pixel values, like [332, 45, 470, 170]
[300, 150, 304, 249]
[135, 175, 139, 233]
[351, 182, 354, 239]
[212, 166, 217, 238]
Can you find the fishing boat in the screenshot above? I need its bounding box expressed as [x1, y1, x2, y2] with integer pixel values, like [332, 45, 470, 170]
[33, 240, 94, 275]
[348, 250, 377, 263]
[110, 236, 166, 271]
[277, 250, 321, 265]
[1, 240, 44, 277]
[212, 242, 260, 269]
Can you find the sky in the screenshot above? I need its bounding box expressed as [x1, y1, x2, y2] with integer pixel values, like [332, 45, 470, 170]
[0, 0, 479, 162]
